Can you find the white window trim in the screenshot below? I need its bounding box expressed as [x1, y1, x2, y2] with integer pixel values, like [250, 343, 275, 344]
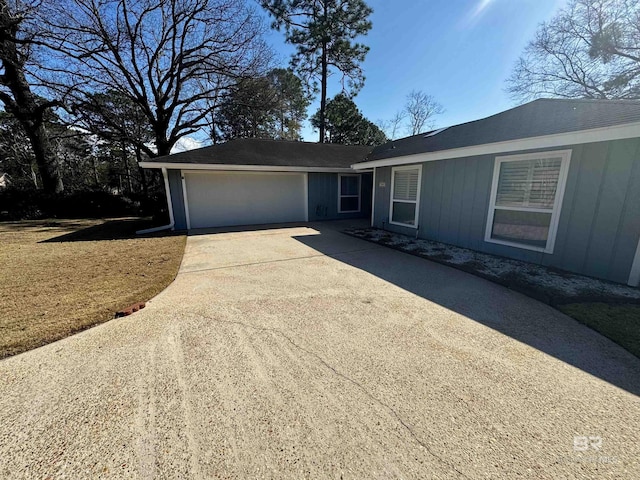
[484, 149, 572, 254]
[338, 174, 361, 213]
[389, 164, 422, 229]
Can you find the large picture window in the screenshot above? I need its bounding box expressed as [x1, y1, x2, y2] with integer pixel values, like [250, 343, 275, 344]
[390, 165, 422, 228]
[485, 150, 571, 253]
[338, 174, 361, 213]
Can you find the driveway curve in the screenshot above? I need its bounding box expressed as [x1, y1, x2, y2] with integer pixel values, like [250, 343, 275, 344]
[1, 222, 639, 479]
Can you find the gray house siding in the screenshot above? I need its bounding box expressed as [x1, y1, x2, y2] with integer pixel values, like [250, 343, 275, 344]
[372, 138, 640, 284]
[167, 169, 187, 230]
[308, 172, 372, 221]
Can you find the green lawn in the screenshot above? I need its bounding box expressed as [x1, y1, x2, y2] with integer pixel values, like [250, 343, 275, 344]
[559, 303, 640, 358]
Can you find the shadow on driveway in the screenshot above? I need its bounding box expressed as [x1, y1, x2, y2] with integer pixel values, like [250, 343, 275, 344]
[292, 224, 640, 397]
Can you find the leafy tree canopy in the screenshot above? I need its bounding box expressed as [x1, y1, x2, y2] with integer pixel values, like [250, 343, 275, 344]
[214, 68, 309, 141]
[311, 93, 386, 146]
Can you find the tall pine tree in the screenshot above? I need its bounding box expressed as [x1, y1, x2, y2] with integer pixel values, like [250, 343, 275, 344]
[311, 93, 386, 146]
[214, 69, 309, 141]
[261, 0, 373, 143]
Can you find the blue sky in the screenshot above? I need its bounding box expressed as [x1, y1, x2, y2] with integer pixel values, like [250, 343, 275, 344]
[261, 0, 568, 141]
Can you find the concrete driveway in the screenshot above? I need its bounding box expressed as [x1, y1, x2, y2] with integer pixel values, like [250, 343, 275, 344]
[1, 222, 639, 479]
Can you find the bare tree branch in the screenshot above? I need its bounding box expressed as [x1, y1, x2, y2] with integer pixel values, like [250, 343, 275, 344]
[0, 0, 64, 193]
[42, 0, 273, 156]
[404, 90, 444, 136]
[507, 0, 640, 102]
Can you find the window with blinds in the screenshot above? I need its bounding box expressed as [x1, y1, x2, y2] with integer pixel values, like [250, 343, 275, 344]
[390, 166, 421, 227]
[393, 169, 419, 201]
[496, 158, 562, 208]
[486, 151, 570, 252]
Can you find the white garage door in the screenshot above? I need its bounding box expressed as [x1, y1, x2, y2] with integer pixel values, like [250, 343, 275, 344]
[184, 171, 307, 229]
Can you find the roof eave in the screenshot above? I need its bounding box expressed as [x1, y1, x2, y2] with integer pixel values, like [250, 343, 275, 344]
[352, 121, 640, 169]
[139, 162, 357, 173]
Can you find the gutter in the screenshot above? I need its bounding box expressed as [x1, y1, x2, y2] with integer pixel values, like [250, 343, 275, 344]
[351, 120, 640, 170]
[629, 235, 640, 287]
[139, 162, 356, 173]
[136, 167, 175, 234]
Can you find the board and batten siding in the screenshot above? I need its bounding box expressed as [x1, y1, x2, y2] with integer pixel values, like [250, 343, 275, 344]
[308, 172, 372, 221]
[373, 138, 640, 284]
[167, 169, 188, 230]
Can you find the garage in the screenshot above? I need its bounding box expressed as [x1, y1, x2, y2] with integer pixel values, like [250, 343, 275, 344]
[139, 138, 373, 230]
[183, 171, 308, 229]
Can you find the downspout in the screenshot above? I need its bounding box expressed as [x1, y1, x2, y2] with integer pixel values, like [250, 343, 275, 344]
[303, 173, 309, 222]
[136, 167, 175, 234]
[370, 168, 376, 227]
[628, 234, 640, 287]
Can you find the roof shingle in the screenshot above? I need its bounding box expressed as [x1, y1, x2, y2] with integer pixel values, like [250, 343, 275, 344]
[146, 138, 372, 169]
[364, 98, 640, 163]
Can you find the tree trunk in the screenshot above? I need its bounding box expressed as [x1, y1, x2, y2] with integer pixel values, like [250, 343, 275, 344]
[155, 131, 172, 157]
[280, 109, 285, 139]
[92, 156, 99, 186]
[23, 121, 64, 194]
[319, 3, 328, 143]
[0, 1, 63, 194]
[135, 146, 148, 196]
[30, 164, 38, 189]
[121, 139, 132, 194]
[319, 41, 327, 143]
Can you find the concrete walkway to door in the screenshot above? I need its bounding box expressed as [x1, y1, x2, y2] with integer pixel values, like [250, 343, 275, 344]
[1, 221, 639, 479]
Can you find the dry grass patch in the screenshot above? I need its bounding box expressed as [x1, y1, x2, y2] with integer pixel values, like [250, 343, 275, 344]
[0, 218, 186, 359]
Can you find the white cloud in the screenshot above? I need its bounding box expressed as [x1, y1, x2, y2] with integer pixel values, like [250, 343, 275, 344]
[171, 136, 205, 154]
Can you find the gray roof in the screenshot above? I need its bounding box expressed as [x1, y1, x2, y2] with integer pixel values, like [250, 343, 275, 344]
[147, 138, 372, 169]
[364, 98, 640, 163]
